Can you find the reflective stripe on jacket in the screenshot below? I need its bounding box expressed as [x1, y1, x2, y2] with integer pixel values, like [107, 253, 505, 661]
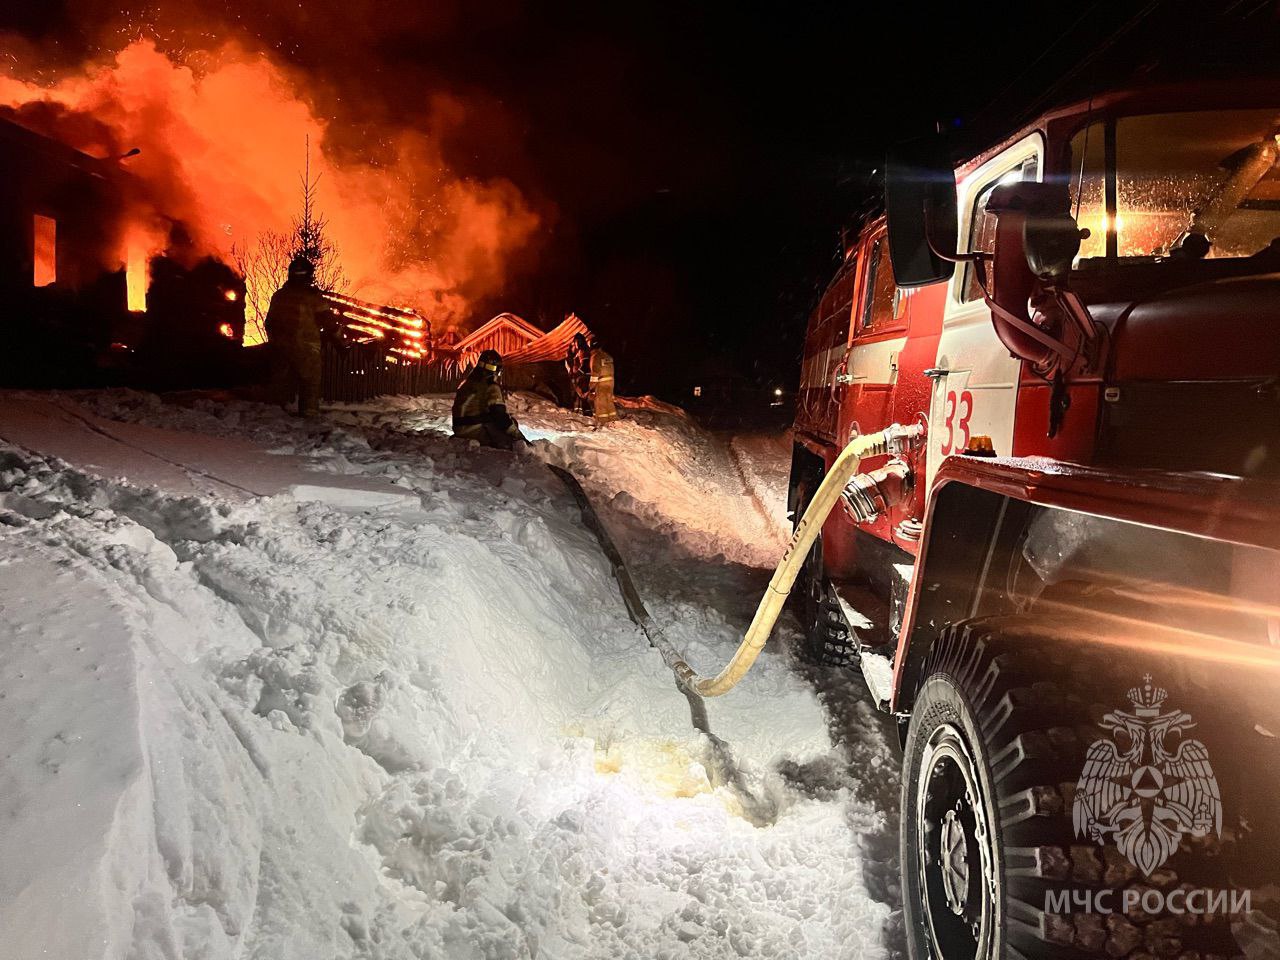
[452, 372, 520, 438]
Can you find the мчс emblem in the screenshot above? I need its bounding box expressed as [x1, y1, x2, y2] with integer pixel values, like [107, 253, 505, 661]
[1073, 676, 1222, 876]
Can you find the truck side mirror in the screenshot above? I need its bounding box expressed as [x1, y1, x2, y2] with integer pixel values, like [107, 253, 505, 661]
[885, 137, 958, 288]
[984, 180, 1099, 379]
[1020, 185, 1086, 280]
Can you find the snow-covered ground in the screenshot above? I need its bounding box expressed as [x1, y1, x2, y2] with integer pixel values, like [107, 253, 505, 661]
[0, 390, 899, 959]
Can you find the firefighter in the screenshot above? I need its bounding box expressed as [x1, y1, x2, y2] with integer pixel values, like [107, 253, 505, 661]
[264, 255, 328, 417]
[452, 349, 528, 449]
[566, 334, 591, 415]
[587, 337, 618, 422]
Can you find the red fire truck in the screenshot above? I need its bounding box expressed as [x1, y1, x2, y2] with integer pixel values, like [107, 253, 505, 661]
[790, 81, 1280, 959]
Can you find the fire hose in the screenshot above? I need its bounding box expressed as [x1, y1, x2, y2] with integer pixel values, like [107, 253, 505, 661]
[551, 421, 923, 698]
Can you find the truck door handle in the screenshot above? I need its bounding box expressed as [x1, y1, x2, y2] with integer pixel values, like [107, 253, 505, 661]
[835, 373, 867, 385]
[923, 367, 949, 380]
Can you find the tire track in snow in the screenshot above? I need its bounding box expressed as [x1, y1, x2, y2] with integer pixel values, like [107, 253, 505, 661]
[47, 399, 259, 497]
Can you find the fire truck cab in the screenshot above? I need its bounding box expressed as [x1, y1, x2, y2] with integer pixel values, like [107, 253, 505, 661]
[791, 81, 1280, 960]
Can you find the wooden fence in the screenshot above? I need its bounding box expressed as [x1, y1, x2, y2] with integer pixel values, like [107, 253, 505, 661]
[321, 341, 461, 402]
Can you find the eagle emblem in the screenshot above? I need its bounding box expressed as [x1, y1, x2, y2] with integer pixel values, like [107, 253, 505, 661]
[1073, 676, 1222, 876]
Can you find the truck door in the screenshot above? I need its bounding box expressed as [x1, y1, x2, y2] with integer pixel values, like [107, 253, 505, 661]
[842, 228, 908, 444]
[827, 227, 911, 550]
[926, 134, 1042, 489]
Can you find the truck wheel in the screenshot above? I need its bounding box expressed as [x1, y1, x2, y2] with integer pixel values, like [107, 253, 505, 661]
[902, 622, 1007, 960]
[792, 481, 855, 666]
[901, 617, 1241, 960]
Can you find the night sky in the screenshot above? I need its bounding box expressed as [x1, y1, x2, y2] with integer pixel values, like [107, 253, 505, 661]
[3, 1, 1275, 397]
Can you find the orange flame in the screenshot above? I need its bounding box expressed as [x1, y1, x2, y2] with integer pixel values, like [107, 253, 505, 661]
[0, 40, 540, 331]
[125, 245, 148, 312]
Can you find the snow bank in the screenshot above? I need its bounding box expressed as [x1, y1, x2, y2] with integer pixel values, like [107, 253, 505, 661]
[0, 547, 150, 958]
[317, 392, 792, 568]
[0, 390, 894, 958]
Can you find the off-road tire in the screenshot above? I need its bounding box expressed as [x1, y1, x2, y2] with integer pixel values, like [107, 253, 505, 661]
[792, 479, 855, 667]
[901, 617, 1244, 960]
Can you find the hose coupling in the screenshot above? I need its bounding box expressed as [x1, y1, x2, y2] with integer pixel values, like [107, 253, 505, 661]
[884, 421, 925, 456]
[843, 459, 913, 523]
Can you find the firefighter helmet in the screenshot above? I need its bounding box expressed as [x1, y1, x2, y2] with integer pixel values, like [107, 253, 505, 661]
[478, 349, 503, 374]
[288, 254, 315, 281]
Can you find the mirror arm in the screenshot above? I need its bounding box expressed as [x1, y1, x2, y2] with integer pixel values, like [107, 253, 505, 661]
[925, 232, 986, 265]
[924, 208, 985, 265]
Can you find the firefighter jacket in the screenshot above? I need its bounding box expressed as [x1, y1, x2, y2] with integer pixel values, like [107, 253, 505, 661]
[452, 369, 522, 443]
[589, 348, 618, 421]
[264, 279, 328, 354]
[565, 343, 590, 413]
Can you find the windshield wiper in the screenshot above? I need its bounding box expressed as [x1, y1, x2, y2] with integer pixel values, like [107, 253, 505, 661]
[1172, 133, 1280, 259]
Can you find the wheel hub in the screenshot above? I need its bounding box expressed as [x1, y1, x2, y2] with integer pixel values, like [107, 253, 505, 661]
[940, 808, 970, 914]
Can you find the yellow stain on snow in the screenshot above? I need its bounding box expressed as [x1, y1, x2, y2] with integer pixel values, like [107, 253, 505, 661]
[561, 728, 753, 822]
[592, 738, 713, 801]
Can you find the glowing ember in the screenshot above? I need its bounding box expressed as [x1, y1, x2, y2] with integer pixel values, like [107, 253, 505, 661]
[218, 322, 235, 339]
[223, 289, 237, 302]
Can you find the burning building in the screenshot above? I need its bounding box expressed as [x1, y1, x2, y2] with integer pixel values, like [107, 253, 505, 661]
[0, 115, 121, 296]
[0, 35, 553, 395]
[0, 110, 247, 386]
[0, 40, 543, 354]
[0, 113, 131, 383]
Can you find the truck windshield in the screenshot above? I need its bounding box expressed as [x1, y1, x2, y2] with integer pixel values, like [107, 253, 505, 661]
[1070, 108, 1280, 261]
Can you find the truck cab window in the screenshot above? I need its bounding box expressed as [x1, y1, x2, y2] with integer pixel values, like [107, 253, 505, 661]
[963, 156, 1039, 302]
[827, 259, 856, 346]
[1070, 109, 1280, 262]
[862, 238, 900, 331]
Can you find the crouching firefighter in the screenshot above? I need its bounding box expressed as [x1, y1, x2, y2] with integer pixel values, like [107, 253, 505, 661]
[452, 350, 528, 450]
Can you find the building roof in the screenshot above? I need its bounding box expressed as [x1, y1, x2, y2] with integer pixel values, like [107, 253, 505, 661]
[503, 314, 590, 366]
[0, 112, 118, 182]
[454, 312, 545, 354]
[324, 291, 430, 361]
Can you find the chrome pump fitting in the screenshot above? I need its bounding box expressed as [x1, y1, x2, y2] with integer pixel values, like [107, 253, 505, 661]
[842, 459, 913, 523]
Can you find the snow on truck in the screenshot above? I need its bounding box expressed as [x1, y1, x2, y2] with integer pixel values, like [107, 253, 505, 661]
[786, 81, 1280, 960]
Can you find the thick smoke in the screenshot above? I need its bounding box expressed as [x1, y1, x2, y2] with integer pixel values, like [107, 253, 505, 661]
[0, 33, 542, 334]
